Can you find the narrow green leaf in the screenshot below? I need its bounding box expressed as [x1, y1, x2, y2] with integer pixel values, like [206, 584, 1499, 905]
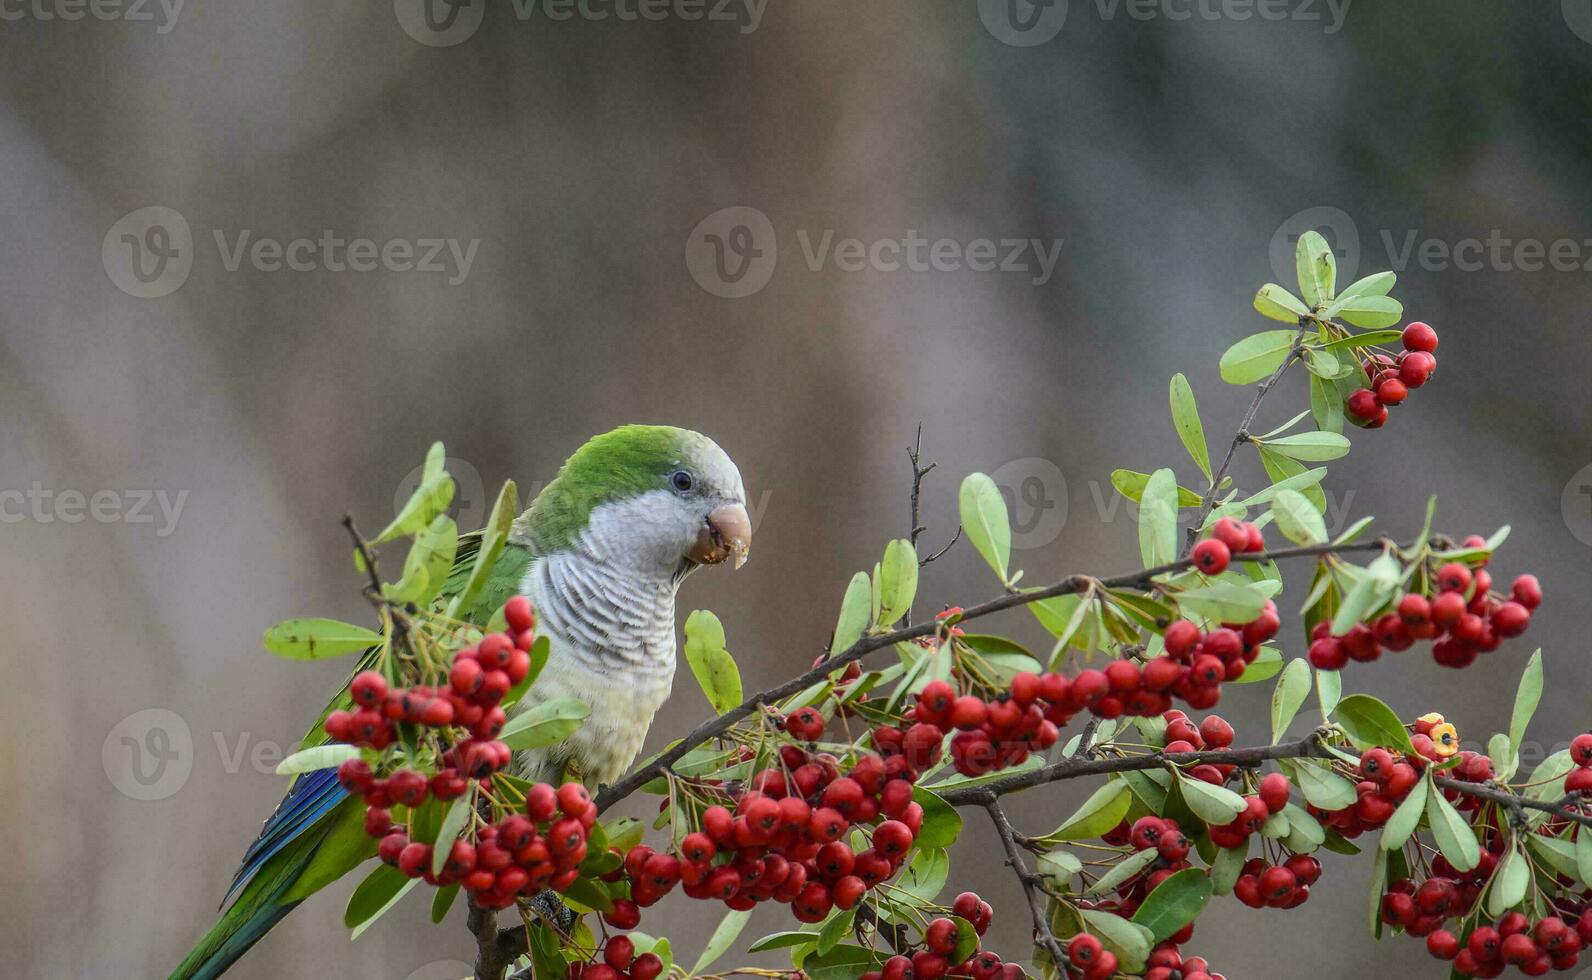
[1210, 844, 1248, 895]
[959, 473, 1012, 582]
[1315, 328, 1404, 353]
[1270, 657, 1311, 743]
[909, 787, 963, 850]
[275, 743, 361, 775]
[1237, 463, 1328, 510]
[1138, 469, 1178, 569]
[1178, 774, 1248, 824]
[684, 609, 743, 714]
[1334, 694, 1416, 754]
[1335, 294, 1404, 329]
[1295, 230, 1336, 307]
[1110, 469, 1205, 507]
[1085, 848, 1160, 896]
[1578, 825, 1592, 885]
[1078, 909, 1153, 974]
[432, 795, 473, 875]
[691, 909, 753, 975]
[446, 480, 518, 619]
[1260, 432, 1352, 462]
[497, 697, 591, 750]
[1426, 785, 1481, 872]
[877, 539, 918, 628]
[430, 883, 459, 923]
[1172, 582, 1268, 624]
[263, 618, 383, 661]
[1220, 328, 1297, 383]
[1325, 271, 1396, 312]
[1169, 374, 1212, 482]
[1271, 489, 1328, 545]
[1368, 847, 1388, 940]
[1048, 781, 1132, 841]
[1488, 845, 1529, 917]
[1131, 868, 1213, 942]
[1287, 760, 1358, 810]
[1038, 849, 1083, 886]
[1317, 667, 1342, 719]
[375, 469, 454, 544]
[1380, 771, 1429, 851]
[344, 863, 415, 931]
[1309, 373, 1344, 434]
[1507, 650, 1543, 758]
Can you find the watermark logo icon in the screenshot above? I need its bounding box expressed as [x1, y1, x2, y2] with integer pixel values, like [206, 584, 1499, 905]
[991, 457, 1068, 550]
[1561, 462, 1592, 547]
[394, 0, 484, 46]
[1564, 0, 1592, 44]
[1270, 206, 1359, 289]
[102, 206, 193, 298]
[102, 708, 194, 800]
[394, 456, 487, 532]
[978, 0, 1068, 46]
[686, 206, 777, 298]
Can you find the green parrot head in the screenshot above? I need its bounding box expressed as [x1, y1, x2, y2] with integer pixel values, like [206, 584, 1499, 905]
[513, 424, 751, 574]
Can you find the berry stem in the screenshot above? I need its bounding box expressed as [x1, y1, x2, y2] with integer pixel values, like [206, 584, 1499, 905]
[984, 798, 1070, 970]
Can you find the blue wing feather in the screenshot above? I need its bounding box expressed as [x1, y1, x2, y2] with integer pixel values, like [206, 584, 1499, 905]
[222, 768, 348, 907]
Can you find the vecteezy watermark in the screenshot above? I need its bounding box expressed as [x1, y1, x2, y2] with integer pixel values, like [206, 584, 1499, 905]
[394, 0, 766, 46]
[1561, 462, 1592, 548]
[685, 206, 1065, 298]
[1564, 0, 1592, 45]
[1272, 206, 1592, 286]
[103, 709, 195, 801]
[0, 483, 188, 536]
[991, 457, 1069, 550]
[395, 456, 488, 532]
[0, 0, 185, 33]
[103, 206, 482, 297]
[977, 0, 1350, 47]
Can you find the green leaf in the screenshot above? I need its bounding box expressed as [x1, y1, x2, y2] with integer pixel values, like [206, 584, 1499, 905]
[1282, 804, 1326, 854]
[747, 931, 818, 954]
[1368, 846, 1388, 940]
[1270, 657, 1311, 743]
[894, 847, 949, 904]
[683, 609, 743, 714]
[275, 743, 362, 775]
[1315, 328, 1405, 353]
[1260, 432, 1352, 462]
[877, 539, 918, 628]
[909, 787, 963, 850]
[1286, 760, 1358, 810]
[1335, 294, 1404, 329]
[1037, 848, 1083, 886]
[1271, 489, 1328, 545]
[1110, 469, 1204, 507]
[1487, 733, 1518, 783]
[1295, 230, 1336, 308]
[816, 907, 857, 956]
[1177, 774, 1247, 824]
[375, 468, 454, 544]
[1169, 374, 1212, 482]
[502, 634, 550, 710]
[799, 944, 881, 980]
[1334, 694, 1416, 754]
[690, 908, 752, 975]
[430, 883, 459, 923]
[1236, 463, 1327, 510]
[959, 473, 1012, 583]
[1579, 825, 1592, 885]
[1229, 645, 1282, 684]
[1309, 373, 1344, 435]
[1380, 771, 1429, 851]
[1525, 833, 1579, 879]
[1047, 781, 1132, 841]
[1138, 469, 1178, 569]
[390, 514, 458, 604]
[1220, 329, 1297, 383]
[1326, 271, 1396, 311]
[1131, 868, 1213, 942]
[344, 863, 416, 932]
[432, 795, 473, 875]
[1172, 582, 1268, 624]
[498, 697, 591, 750]
[1078, 909, 1153, 974]
[1317, 667, 1342, 719]
[262, 618, 383, 660]
[1086, 848, 1160, 896]
[1507, 650, 1543, 760]
[1253, 284, 1310, 324]
[832, 572, 873, 654]
[1486, 844, 1528, 918]
[1210, 844, 1248, 896]
[1426, 784, 1480, 872]
[445, 480, 518, 619]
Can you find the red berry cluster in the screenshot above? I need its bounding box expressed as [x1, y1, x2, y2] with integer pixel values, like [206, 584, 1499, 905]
[565, 935, 665, 980]
[1386, 884, 1591, 976]
[1233, 853, 1322, 911]
[1141, 943, 1228, 980]
[1345, 321, 1440, 429]
[1571, 733, 1592, 796]
[856, 896, 1024, 979]
[1191, 516, 1268, 575]
[1308, 560, 1540, 672]
[610, 744, 931, 927]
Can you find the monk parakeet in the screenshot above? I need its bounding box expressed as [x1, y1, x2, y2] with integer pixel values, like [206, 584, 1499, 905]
[172, 424, 751, 979]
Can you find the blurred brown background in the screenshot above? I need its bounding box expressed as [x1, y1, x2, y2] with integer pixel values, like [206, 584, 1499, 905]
[2, 2, 1590, 977]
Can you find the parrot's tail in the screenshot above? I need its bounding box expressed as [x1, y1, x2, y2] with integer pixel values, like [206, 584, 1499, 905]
[168, 878, 300, 980]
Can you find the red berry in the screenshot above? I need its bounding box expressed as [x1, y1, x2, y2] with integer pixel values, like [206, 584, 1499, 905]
[1491, 600, 1530, 637]
[503, 595, 536, 634]
[1374, 377, 1408, 406]
[1402, 321, 1439, 353]
[350, 671, 387, 707]
[1427, 930, 1460, 960]
[1259, 772, 1290, 813]
[1437, 562, 1473, 594]
[1399, 350, 1436, 388]
[1511, 574, 1542, 610]
[1192, 539, 1231, 575]
[1570, 733, 1592, 767]
[1068, 933, 1103, 966]
[1346, 388, 1381, 420]
[1163, 620, 1202, 658]
[1212, 517, 1250, 553]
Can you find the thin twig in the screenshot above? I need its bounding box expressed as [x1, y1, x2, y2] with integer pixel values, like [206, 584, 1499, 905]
[985, 799, 1069, 969]
[1431, 774, 1592, 829]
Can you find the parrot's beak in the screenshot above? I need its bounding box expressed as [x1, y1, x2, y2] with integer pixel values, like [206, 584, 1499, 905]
[690, 502, 752, 569]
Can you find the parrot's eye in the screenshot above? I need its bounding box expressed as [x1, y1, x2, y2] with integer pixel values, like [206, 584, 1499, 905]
[670, 470, 695, 493]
